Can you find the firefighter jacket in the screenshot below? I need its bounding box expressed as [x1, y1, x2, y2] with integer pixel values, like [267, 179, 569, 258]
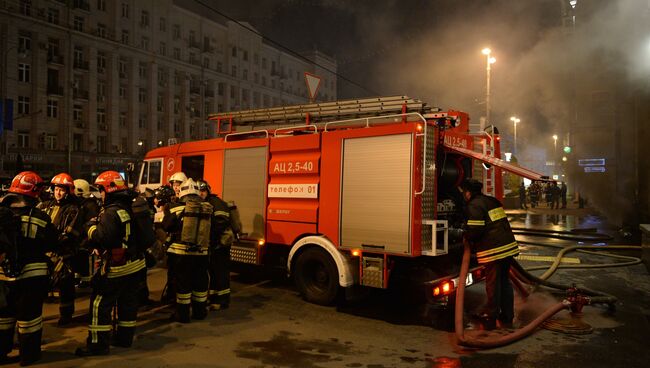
[38, 196, 83, 255]
[162, 196, 209, 256]
[463, 193, 519, 264]
[86, 194, 145, 278]
[205, 194, 233, 249]
[0, 194, 57, 281]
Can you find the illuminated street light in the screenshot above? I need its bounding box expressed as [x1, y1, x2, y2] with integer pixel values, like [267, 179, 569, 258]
[138, 140, 143, 146]
[510, 116, 520, 154]
[481, 48, 496, 125]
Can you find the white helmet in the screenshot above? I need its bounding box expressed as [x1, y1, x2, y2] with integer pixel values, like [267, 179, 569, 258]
[179, 178, 200, 198]
[169, 171, 188, 184]
[74, 179, 91, 198]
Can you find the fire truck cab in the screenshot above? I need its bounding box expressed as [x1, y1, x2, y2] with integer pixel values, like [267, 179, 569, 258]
[139, 96, 546, 306]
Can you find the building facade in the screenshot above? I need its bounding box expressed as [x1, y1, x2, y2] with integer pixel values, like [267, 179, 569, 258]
[0, 0, 337, 179]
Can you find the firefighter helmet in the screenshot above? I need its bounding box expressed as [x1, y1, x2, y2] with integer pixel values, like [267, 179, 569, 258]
[169, 171, 188, 184]
[51, 173, 75, 193]
[178, 178, 200, 198]
[9, 171, 45, 198]
[94, 171, 128, 193]
[196, 180, 211, 193]
[74, 179, 91, 198]
[154, 185, 175, 204]
[459, 178, 483, 194]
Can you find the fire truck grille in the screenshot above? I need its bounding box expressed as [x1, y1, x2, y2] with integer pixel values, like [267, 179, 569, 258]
[230, 245, 258, 265]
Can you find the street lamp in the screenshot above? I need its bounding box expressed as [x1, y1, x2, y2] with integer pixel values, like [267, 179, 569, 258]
[510, 116, 520, 155]
[481, 48, 496, 125]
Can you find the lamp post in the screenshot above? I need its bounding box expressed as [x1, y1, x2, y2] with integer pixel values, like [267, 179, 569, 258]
[510, 116, 520, 155]
[552, 134, 558, 175]
[481, 48, 496, 125]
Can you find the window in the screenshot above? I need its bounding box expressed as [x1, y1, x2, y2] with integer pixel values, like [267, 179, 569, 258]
[189, 31, 196, 44]
[174, 73, 181, 86]
[216, 62, 222, 73]
[253, 53, 259, 65]
[231, 66, 236, 77]
[18, 131, 29, 148]
[139, 63, 147, 78]
[140, 11, 149, 27]
[174, 97, 180, 114]
[121, 3, 129, 18]
[243, 69, 248, 80]
[97, 52, 106, 72]
[19, 0, 31, 16]
[173, 48, 180, 60]
[18, 96, 30, 114]
[119, 86, 126, 98]
[120, 113, 126, 127]
[18, 63, 30, 82]
[46, 135, 57, 150]
[141, 37, 149, 51]
[97, 81, 105, 101]
[218, 83, 224, 96]
[74, 46, 84, 67]
[121, 30, 129, 44]
[157, 94, 164, 112]
[203, 57, 209, 68]
[97, 135, 107, 153]
[159, 17, 166, 32]
[47, 99, 58, 118]
[73, 16, 84, 32]
[119, 59, 127, 76]
[97, 0, 106, 11]
[138, 116, 146, 128]
[97, 108, 106, 126]
[231, 47, 237, 57]
[73, 104, 83, 121]
[139, 88, 146, 103]
[262, 57, 267, 69]
[254, 72, 259, 84]
[172, 25, 180, 40]
[73, 134, 83, 151]
[47, 8, 59, 24]
[230, 86, 235, 99]
[262, 76, 266, 86]
[243, 50, 248, 61]
[97, 23, 106, 38]
[159, 42, 166, 56]
[18, 32, 31, 52]
[48, 39, 60, 62]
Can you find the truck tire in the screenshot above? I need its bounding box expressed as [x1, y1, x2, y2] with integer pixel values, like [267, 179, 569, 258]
[294, 247, 339, 306]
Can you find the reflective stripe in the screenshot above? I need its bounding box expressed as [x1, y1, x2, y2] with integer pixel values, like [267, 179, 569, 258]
[88, 324, 112, 332]
[476, 241, 519, 258]
[217, 288, 230, 296]
[21, 215, 47, 227]
[116, 209, 131, 223]
[192, 291, 208, 302]
[213, 211, 230, 217]
[467, 220, 485, 226]
[118, 320, 137, 328]
[88, 224, 97, 239]
[20, 216, 47, 239]
[107, 258, 146, 278]
[176, 293, 191, 305]
[91, 295, 103, 343]
[479, 247, 520, 263]
[0, 318, 15, 331]
[488, 207, 507, 222]
[167, 243, 208, 256]
[49, 206, 60, 222]
[0, 262, 48, 281]
[208, 290, 218, 296]
[17, 316, 42, 334]
[170, 206, 185, 214]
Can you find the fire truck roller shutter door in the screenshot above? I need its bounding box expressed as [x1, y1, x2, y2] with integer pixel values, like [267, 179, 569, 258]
[288, 235, 355, 288]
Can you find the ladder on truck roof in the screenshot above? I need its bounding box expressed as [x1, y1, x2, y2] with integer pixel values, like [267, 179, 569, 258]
[209, 96, 439, 129]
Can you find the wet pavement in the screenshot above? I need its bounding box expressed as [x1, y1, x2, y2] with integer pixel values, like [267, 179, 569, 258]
[4, 206, 650, 367]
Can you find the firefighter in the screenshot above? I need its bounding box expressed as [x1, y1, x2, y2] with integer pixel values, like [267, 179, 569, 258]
[197, 180, 234, 310]
[459, 178, 519, 330]
[37, 173, 83, 326]
[75, 171, 145, 356]
[153, 185, 176, 303]
[162, 178, 210, 322]
[0, 171, 57, 366]
[168, 172, 188, 199]
[73, 179, 101, 287]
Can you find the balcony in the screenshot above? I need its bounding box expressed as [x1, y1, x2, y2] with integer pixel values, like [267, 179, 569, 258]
[47, 85, 64, 95]
[73, 89, 89, 100]
[47, 54, 64, 64]
[74, 60, 89, 70]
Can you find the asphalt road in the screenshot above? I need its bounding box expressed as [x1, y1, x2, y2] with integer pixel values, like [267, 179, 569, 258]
[5, 210, 650, 367]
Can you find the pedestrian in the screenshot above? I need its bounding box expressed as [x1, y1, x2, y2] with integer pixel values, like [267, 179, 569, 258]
[162, 178, 210, 322]
[551, 182, 560, 210]
[75, 171, 145, 356]
[37, 173, 83, 326]
[197, 180, 235, 311]
[459, 178, 519, 330]
[519, 182, 527, 210]
[0, 172, 57, 366]
[560, 182, 567, 209]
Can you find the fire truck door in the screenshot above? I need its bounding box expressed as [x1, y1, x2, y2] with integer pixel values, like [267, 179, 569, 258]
[222, 147, 267, 240]
[340, 133, 412, 254]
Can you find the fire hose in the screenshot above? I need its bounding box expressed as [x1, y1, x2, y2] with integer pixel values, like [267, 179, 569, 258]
[454, 229, 642, 349]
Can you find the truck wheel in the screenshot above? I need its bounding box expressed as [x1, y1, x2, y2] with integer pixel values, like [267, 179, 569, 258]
[294, 247, 339, 306]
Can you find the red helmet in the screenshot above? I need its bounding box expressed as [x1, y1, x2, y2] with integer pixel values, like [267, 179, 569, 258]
[94, 171, 128, 193]
[9, 171, 45, 198]
[51, 173, 75, 192]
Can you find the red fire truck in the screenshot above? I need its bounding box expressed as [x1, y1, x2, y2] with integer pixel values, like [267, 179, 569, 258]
[138, 96, 546, 306]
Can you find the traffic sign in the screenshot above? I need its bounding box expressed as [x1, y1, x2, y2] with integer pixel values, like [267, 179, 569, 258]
[304, 72, 321, 102]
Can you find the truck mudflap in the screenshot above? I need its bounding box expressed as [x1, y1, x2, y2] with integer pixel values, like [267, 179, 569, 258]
[424, 266, 486, 304]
